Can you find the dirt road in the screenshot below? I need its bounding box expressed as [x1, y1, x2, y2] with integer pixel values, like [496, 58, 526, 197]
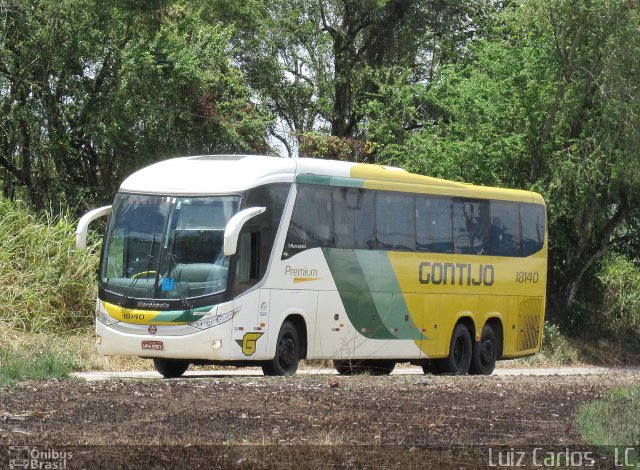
[1, 370, 638, 468]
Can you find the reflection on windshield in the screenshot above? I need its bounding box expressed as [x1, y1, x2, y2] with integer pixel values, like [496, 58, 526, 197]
[101, 194, 241, 300]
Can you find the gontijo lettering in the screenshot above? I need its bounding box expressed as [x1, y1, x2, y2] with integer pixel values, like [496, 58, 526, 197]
[419, 261, 495, 286]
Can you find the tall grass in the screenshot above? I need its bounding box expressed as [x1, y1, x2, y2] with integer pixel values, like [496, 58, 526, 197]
[0, 198, 99, 332]
[578, 385, 640, 456]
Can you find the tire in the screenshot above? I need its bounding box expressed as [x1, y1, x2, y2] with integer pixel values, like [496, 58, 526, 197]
[363, 360, 396, 376]
[435, 323, 472, 375]
[421, 360, 438, 375]
[153, 358, 189, 378]
[334, 359, 365, 375]
[469, 324, 498, 375]
[262, 321, 300, 376]
[334, 359, 395, 375]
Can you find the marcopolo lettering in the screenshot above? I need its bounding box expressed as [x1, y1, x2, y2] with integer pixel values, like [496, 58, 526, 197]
[418, 262, 495, 287]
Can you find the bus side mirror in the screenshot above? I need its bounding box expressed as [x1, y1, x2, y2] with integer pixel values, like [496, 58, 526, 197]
[76, 205, 112, 250]
[224, 207, 266, 256]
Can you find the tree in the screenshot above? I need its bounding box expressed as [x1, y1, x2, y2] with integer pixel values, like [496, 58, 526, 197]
[0, 0, 270, 210]
[379, 0, 640, 320]
[221, 0, 494, 157]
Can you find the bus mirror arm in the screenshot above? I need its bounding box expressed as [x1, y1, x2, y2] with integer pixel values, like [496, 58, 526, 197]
[76, 205, 112, 250]
[223, 207, 266, 256]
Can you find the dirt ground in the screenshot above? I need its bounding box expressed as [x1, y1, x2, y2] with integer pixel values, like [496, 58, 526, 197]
[1, 371, 638, 469]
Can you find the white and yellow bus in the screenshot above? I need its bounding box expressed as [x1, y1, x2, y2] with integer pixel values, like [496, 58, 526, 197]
[77, 155, 547, 377]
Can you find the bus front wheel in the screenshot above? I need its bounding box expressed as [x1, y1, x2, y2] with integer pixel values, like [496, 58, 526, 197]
[262, 321, 300, 376]
[469, 325, 498, 375]
[436, 324, 472, 375]
[153, 358, 189, 378]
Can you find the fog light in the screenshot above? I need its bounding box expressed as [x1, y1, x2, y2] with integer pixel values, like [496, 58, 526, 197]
[96, 335, 102, 345]
[212, 339, 222, 350]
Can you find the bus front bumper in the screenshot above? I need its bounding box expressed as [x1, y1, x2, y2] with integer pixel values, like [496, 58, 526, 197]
[95, 320, 234, 360]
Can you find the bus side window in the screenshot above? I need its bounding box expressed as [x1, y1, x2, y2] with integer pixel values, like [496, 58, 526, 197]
[453, 199, 490, 255]
[490, 201, 521, 256]
[376, 192, 415, 251]
[235, 230, 260, 284]
[283, 184, 334, 258]
[416, 196, 453, 253]
[334, 187, 374, 250]
[521, 203, 545, 256]
[233, 184, 289, 293]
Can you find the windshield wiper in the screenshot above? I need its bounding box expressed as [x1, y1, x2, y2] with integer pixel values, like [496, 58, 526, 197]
[165, 236, 192, 311]
[119, 234, 157, 308]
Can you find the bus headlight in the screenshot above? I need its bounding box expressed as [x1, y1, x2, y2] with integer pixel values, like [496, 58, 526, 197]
[97, 309, 119, 326]
[190, 308, 238, 330]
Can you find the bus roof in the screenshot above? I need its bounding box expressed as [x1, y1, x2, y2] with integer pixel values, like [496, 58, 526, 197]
[120, 155, 544, 204]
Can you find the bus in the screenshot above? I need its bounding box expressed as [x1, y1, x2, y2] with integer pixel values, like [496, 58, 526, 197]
[76, 155, 547, 378]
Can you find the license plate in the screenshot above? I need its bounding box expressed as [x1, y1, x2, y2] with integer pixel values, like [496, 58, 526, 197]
[142, 340, 164, 351]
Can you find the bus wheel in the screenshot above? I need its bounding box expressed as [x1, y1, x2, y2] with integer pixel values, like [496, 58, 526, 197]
[436, 324, 472, 375]
[334, 359, 365, 375]
[363, 360, 396, 375]
[262, 321, 300, 376]
[153, 358, 189, 378]
[470, 325, 498, 375]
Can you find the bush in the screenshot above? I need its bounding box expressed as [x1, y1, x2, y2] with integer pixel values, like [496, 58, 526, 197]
[0, 198, 100, 333]
[539, 322, 579, 365]
[515, 322, 579, 367]
[596, 254, 640, 339]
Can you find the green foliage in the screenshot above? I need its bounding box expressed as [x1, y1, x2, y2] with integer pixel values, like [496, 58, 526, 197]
[0, 344, 87, 387]
[578, 385, 640, 449]
[596, 254, 640, 338]
[0, 0, 270, 211]
[518, 322, 579, 366]
[539, 322, 579, 365]
[0, 198, 99, 332]
[371, 0, 640, 321]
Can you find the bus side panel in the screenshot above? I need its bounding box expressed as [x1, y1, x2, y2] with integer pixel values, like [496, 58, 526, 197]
[420, 294, 440, 357]
[501, 295, 544, 358]
[503, 296, 521, 356]
[313, 290, 355, 359]
[231, 289, 265, 360]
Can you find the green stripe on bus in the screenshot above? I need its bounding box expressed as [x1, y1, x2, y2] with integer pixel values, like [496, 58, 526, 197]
[322, 248, 425, 341]
[296, 174, 364, 188]
[356, 251, 424, 341]
[322, 248, 395, 340]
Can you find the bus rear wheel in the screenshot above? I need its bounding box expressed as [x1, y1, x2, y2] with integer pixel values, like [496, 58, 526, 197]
[435, 324, 472, 375]
[364, 360, 396, 375]
[469, 325, 498, 375]
[262, 321, 300, 376]
[153, 358, 189, 378]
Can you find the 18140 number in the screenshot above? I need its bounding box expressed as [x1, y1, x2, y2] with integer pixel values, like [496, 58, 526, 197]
[516, 271, 539, 283]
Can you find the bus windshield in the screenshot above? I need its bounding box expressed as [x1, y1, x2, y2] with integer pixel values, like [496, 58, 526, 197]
[100, 193, 241, 300]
